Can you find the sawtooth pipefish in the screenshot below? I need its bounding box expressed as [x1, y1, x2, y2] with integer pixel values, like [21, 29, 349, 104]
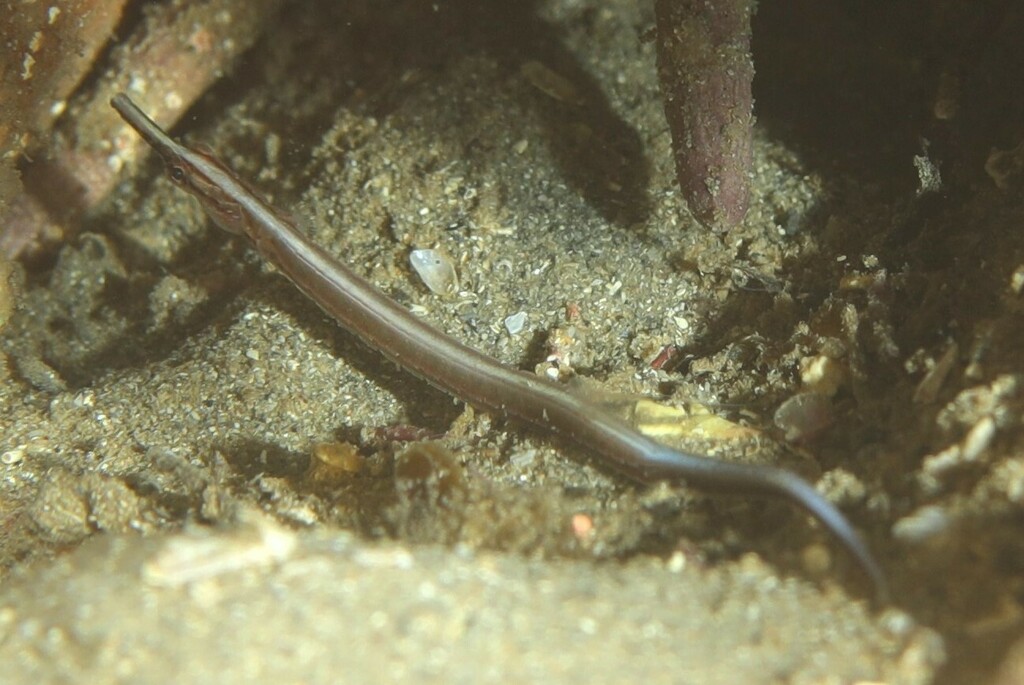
[111, 93, 886, 597]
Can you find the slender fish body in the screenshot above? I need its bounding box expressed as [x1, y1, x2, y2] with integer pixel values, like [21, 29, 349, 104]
[111, 94, 886, 596]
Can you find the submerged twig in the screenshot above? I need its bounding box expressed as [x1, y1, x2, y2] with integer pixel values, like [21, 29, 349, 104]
[655, 0, 755, 231]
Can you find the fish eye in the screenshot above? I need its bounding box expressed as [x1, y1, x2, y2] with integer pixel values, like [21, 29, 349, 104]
[169, 166, 186, 183]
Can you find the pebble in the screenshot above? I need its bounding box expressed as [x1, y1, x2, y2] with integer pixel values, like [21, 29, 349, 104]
[892, 505, 951, 544]
[774, 392, 834, 442]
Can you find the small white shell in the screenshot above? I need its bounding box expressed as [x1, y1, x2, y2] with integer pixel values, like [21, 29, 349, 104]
[892, 505, 951, 544]
[409, 249, 458, 295]
[504, 311, 528, 335]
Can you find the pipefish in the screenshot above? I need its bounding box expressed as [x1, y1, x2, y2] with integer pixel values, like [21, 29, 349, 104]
[111, 93, 885, 597]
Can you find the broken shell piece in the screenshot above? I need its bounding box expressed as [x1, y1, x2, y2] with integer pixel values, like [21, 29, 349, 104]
[520, 60, 584, 105]
[541, 325, 590, 381]
[774, 392, 834, 442]
[410, 248, 458, 295]
[962, 415, 997, 463]
[913, 342, 958, 404]
[631, 398, 756, 442]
